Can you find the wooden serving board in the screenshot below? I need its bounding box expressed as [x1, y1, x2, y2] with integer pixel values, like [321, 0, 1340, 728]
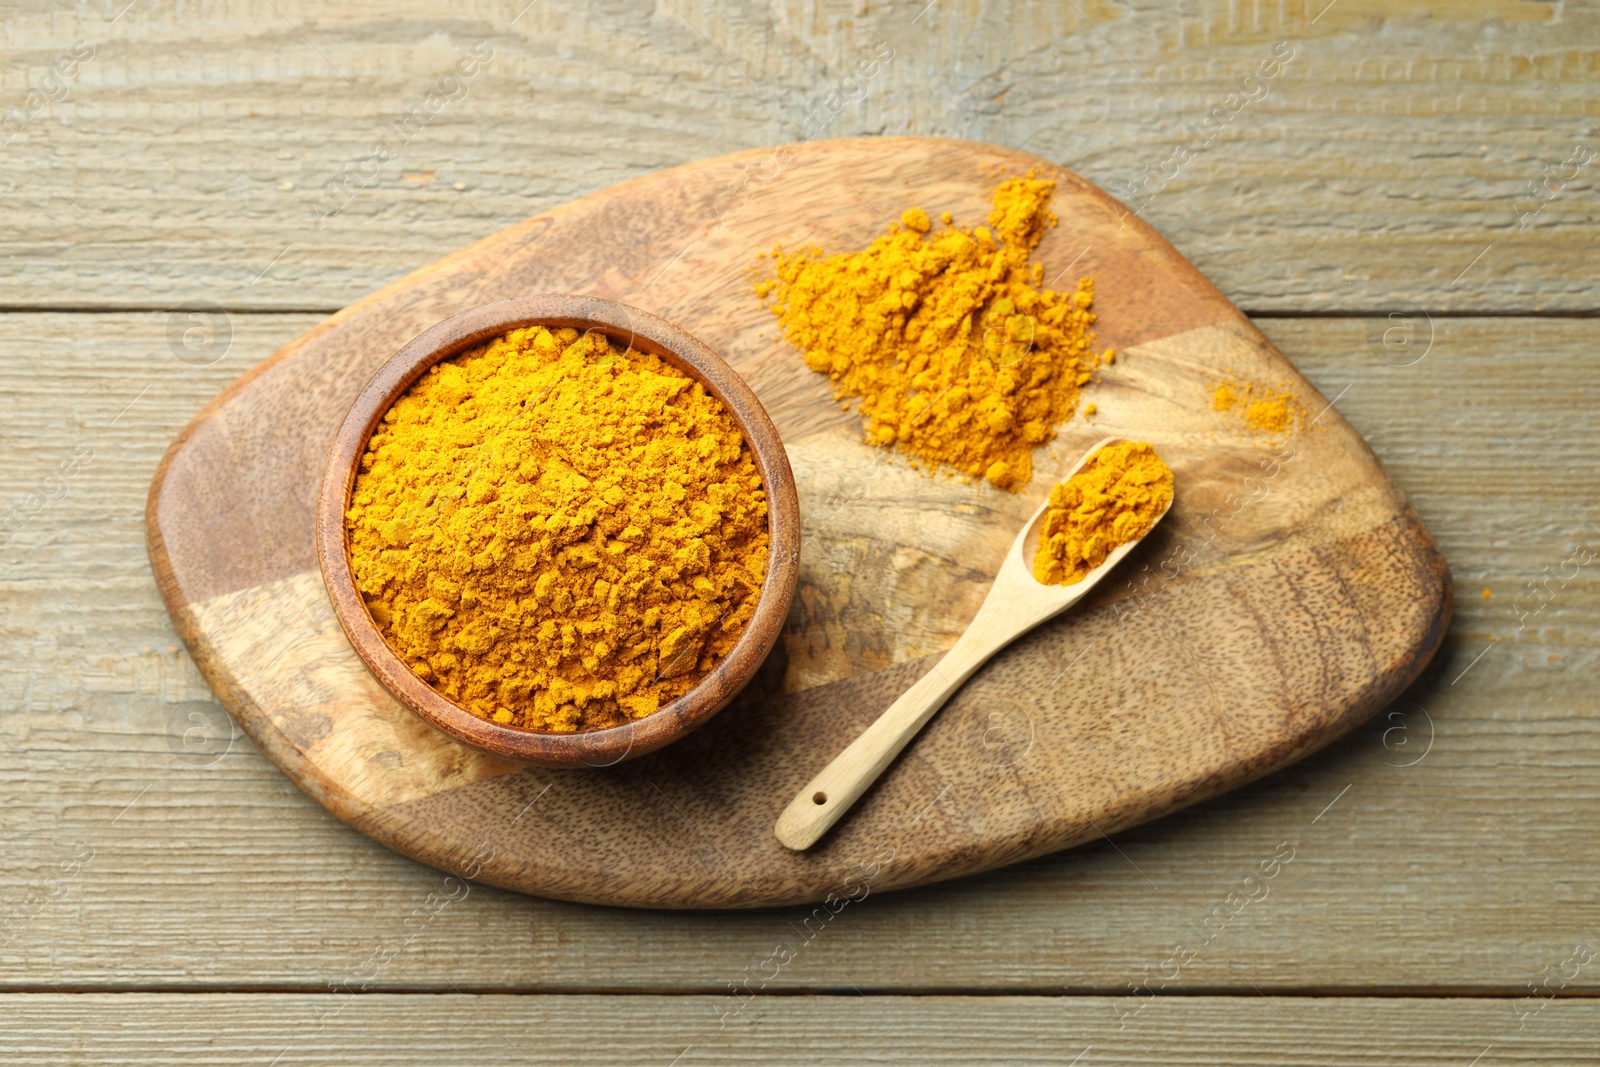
[147, 138, 1450, 909]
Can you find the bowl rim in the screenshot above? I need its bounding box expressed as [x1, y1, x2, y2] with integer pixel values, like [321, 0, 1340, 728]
[316, 295, 800, 766]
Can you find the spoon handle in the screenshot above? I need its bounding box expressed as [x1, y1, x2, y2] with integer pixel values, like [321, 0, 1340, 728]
[773, 620, 1002, 851]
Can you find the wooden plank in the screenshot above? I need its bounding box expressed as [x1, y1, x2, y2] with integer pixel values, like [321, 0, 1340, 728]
[1, 313, 1595, 988]
[0, 1, 1596, 312]
[1, 994, 1595, 1064]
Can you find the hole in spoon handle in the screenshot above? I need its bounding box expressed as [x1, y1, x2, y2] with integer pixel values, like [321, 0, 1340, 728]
[775, 655, 981, 850]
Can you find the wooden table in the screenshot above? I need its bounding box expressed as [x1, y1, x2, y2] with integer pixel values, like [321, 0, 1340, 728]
[2, 2, 1595, 1062]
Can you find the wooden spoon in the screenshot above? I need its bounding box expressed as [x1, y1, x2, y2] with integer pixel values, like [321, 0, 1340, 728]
[774, 437, 1172, 851]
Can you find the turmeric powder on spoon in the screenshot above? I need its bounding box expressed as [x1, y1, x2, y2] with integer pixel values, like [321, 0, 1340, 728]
[1032, 441, 1173, 586]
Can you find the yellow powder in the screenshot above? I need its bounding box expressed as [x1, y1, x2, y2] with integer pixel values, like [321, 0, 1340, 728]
[755, 176, 1106, 491]
[1031, 441, 1174, 586]
[346, 326, 770, 733]
[1213, 380, 1307, 436]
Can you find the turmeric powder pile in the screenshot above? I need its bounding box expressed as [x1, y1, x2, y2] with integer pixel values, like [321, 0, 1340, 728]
[346, 326, 769, 733]
[1212, 380, 1306, 437]
[755, 176, 1108, 490]
[1031, 441, 1173, 586]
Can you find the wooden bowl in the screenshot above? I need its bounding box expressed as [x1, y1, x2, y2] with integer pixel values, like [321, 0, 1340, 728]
[316, 296, 800, 767]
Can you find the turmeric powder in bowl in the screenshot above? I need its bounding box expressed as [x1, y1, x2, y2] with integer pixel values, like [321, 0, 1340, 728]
[345, 325, 770, 734]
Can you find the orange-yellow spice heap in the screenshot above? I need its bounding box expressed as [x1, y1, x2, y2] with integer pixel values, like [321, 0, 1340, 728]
[755, 176, 1109, 491]
[1031, 441, 1174, 586]
[1212, 380, 1306, 436]
[346, 326, 769, 734]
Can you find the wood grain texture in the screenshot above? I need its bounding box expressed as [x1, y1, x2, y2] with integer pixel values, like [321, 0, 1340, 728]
[145, 139, 1448, 908]
[0, 1, 1596, 313]
[1, 314, 1588, 989]
[2, 994, 1597, 1065]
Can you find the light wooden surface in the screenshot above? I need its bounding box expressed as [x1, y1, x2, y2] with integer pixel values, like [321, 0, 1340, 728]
[2, 0, 1596, 1058]
[147, 138, 1447, 907]
[3, 995, 1598, 1064]
[3, 0, 1598, 314]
